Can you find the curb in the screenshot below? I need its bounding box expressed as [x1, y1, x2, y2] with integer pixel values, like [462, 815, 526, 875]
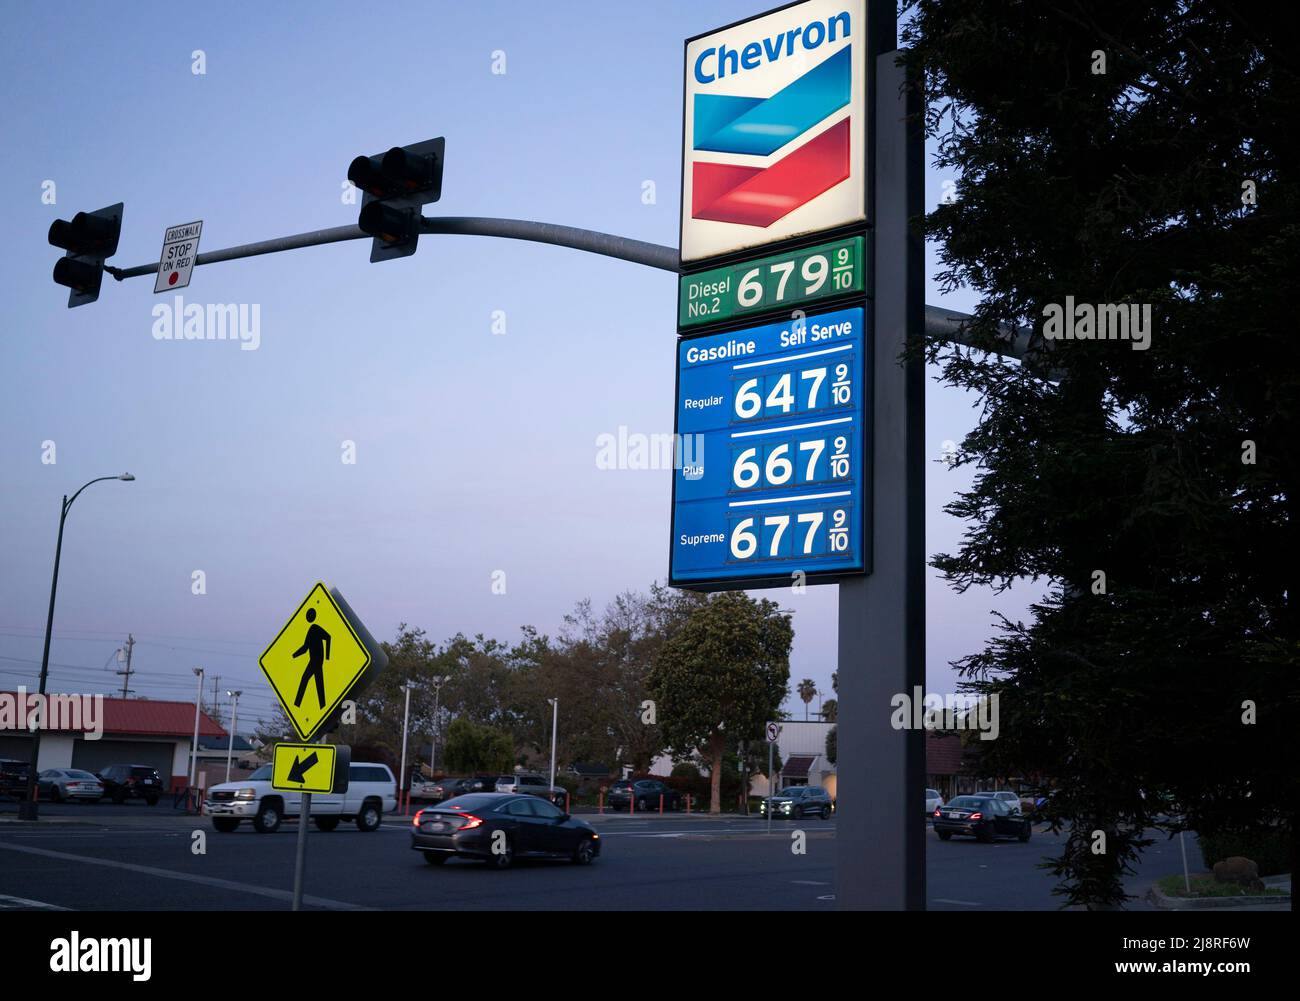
[1146, 879, 1291, 910]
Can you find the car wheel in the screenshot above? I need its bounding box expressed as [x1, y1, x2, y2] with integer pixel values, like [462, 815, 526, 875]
[1018, 822, 1032, 842]
[51, 787, 63, 803]
[253, 801, 282, 834]
[573, 837, 597, 865]
[793, 806, 803, 820]
[111, 790, 126, 805]
[145, 795, 158, 806]
[637, 797, 648, 812]
[424, 852, 449, 866]
[937, 830, 952, 841]
[212, 817, 239, 833]
[314, 816, 340, 832]
[976, 826, 994, 843]
[355, 801, 382, 832]
[820, 805, 831, 820]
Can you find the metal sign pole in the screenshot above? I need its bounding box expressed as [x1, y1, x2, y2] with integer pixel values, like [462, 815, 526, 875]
[291, 733, 326, 912]
[835, 44, 925, 911]
[767, 741, 774, 836]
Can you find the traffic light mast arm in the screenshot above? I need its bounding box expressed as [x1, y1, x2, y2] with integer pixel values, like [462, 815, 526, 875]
[102, 216, 1033, 362]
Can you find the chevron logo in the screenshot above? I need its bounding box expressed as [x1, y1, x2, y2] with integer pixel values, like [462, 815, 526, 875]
[691, 47, 851, 228]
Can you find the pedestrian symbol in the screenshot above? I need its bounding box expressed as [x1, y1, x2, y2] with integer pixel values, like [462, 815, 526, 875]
[259, 582, 374, 741]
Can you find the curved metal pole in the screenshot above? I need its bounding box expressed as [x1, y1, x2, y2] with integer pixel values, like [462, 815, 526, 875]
[20, 474, 133, 820]
[105, 215, 1037, 360]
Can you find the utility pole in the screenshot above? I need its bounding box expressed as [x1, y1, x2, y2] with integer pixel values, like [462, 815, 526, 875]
[224, 690, 241, 783]
[187, 667, 204, 812]
[115, 633, 135, 698]
[398, 680, 415, 810]
[210, 676, 221, 723]
[547, 697, 559, 803]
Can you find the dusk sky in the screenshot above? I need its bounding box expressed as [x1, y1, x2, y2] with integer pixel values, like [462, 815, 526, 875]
[0, 1, 1033, 730]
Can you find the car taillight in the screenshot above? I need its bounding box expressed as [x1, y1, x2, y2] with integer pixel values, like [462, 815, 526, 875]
[412, 809, 425, 827]
[969, 812, 982, 820]
[457, 813, 483, 831]
[933, 809, 940, 817]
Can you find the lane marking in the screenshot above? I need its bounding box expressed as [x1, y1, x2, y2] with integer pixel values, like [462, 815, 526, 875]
[0, 840, 369, 911]
[0, 893, 71, 911]
[932, 897, 982, 907]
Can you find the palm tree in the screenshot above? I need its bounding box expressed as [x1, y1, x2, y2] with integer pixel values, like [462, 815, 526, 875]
[797, 679, 817, 721]
[821, 698, 837, 723]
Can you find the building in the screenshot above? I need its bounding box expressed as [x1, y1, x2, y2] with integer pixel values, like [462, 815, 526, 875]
[646, 719, 838, 798]
[0, 692, 226, 793]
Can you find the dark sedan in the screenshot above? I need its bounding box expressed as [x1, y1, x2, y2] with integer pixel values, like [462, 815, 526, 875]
[933, 794, 1032, 843]
[411, 793, 600, 869]
[606, 778, 681, 812]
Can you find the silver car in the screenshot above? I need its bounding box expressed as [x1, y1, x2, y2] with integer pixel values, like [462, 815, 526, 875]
[38, 768, 104, 802]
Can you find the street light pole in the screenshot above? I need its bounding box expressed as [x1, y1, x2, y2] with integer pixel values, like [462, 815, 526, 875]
[19, 473, 135, 822]
[430, 675, 449, 776]
[547, 698, 558, 803]
[187, 667, 204, 811]
[224, 690, 241, 784]
[398, 680, 415, 810]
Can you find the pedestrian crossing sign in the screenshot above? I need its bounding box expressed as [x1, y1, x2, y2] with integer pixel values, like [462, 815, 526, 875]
[258, 582, 376, 742]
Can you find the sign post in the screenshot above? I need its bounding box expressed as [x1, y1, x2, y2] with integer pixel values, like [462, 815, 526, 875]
[765, 721, 781, 835]
[258, 582, 386, 911]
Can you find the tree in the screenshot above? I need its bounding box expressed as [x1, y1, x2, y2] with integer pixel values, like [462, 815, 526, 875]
[797, 678, 817, 721]
[826, 726, 837, 766]
[821, 698, 838, 723]
[904, 2, 1298, 907]
[442, 718, 514, 774]
[648, 592, 793, 813]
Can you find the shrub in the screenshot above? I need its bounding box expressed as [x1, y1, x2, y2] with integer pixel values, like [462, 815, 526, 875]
[1197, 828, 1290, 877]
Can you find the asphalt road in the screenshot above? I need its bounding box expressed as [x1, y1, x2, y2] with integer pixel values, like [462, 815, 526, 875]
[0, 800, 1269, 911]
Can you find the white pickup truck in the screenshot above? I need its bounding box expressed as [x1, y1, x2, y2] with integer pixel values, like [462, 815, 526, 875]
[205, 761, 396, 834]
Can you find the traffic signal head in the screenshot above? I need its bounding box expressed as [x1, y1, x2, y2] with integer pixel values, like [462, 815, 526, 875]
[48, 202, 123, 307]
[348, 138, 443, 262]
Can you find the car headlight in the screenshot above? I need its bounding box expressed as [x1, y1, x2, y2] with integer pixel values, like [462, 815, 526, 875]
[233, 788, 256, 800]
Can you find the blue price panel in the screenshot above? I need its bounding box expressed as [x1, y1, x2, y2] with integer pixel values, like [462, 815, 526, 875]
[670, 306, 868, 589]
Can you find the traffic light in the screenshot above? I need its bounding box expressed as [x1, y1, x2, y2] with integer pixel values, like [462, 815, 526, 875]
[347, 138, 444, 263]
[48, 202, 123, 307]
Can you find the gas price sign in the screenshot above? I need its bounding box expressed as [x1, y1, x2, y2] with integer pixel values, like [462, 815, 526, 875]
[670, 305, 868, 589]
[679, 235, 865, 329]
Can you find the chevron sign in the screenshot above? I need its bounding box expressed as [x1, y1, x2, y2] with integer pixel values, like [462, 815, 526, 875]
[681, 0, 867, 263]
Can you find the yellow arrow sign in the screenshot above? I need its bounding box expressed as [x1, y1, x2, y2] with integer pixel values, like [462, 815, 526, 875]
[259, 582, 372, 742]
[271, 742, 348, 794]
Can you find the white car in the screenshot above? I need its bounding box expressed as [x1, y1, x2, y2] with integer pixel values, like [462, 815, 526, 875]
[981, 790, 1023, 814]
[495, 773, 567, 806]
[205, 761, 396, 834]
[925, 788, 945, 815]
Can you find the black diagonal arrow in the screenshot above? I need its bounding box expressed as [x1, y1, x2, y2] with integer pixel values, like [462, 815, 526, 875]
[288, 751, 319, 784]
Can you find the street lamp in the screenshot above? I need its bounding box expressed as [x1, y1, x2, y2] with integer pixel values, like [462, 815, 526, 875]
[429, 675, 450, 776]
[19, 473, 135, 821]
[398, 680, 416, 810]
[546, 697, 559, 806]
[187, 667, 205, 811]
[224, 690, 242, 784]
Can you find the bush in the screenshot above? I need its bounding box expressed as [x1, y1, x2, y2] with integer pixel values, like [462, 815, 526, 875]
[1197, 828, 1290, 877]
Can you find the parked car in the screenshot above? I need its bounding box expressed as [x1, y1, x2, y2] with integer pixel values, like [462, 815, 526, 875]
[427, 777, 475, 803]
[933, 794, 1032, 843]
[760, 786, 833, 820]
[205, 761, 397, 833]
[38, 768, 104, 802]
[979, 790, 1023, 814]
[606, 778, 682, 812]
[411, 792, 599, 869]
[494, 773, 567, 807]
[464, 775, 499, 794]
[925, 788, 945, 816]
[0, 759, 31, 800]
[97, 764, 163, 805]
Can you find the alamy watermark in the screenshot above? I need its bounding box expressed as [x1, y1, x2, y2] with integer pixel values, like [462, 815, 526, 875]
[1042, 296, 1152, 351]
[151, 295, 261, 351]
[0, 687, 104, 739]
[596, 427, 704, 476]
[890, 687, 999, 740]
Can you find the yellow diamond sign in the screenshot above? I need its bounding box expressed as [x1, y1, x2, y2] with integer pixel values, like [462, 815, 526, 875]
[259, 582, 375, 741]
